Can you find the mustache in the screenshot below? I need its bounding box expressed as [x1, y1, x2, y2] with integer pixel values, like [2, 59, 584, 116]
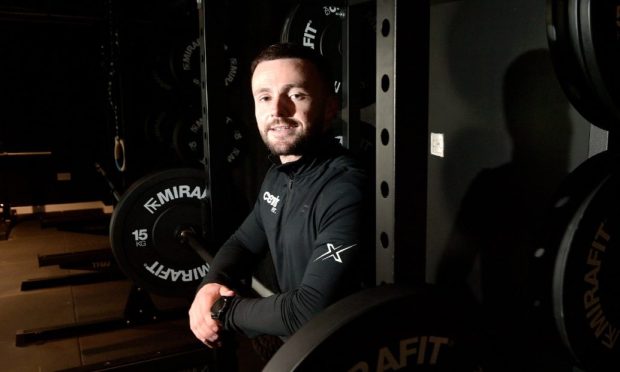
[267, 118, 299, 128]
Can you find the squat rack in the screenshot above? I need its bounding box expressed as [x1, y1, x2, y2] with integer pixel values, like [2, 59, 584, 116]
[198, 0, 431, 286]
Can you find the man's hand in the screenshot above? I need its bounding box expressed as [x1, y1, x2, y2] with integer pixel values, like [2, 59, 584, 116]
[189, 283, 235, 348]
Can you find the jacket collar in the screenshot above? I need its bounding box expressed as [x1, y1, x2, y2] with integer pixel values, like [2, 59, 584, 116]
[269, 137, 344, 177]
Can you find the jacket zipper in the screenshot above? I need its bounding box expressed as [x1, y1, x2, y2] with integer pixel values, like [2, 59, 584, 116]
[284, 177, 294, 211]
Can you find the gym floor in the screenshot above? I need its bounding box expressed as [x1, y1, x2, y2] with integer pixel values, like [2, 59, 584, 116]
[0, 211, 265, 371]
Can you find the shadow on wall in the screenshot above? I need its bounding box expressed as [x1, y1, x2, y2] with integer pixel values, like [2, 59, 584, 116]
[436, 49, 575, 371]
[435, 0, 550, 213]
[440, 127, 509, 211]
[444, 0, 547, 112]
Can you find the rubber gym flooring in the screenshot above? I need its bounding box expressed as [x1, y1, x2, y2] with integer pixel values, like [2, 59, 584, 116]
[0, 214, 265, 371]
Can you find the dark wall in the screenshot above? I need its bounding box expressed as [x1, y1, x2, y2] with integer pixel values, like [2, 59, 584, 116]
[0, 3, 111, 206]
[427, 0, 591, 286]
[427, 0, 591, 370]
[0, 0, 301, 208]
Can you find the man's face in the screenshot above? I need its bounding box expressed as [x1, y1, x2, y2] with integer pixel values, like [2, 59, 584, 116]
[251, 58, 336, 163]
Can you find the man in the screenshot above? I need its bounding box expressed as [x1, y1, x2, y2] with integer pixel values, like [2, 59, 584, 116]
[189, 42, 369, 348]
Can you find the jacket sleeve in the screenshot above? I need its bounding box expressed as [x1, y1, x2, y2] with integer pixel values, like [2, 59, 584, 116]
[201, 198, 269, 291]
[222, 169, 369, 338]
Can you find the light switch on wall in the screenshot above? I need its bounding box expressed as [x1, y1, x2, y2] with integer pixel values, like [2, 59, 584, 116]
[430, 132, 444, 158]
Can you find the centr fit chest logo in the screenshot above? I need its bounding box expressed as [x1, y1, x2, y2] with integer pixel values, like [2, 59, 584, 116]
[263, 191, 281, 214]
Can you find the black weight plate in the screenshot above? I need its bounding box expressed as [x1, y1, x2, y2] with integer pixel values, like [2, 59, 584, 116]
[281, 3, 345, 96]
[172, 113, 245, 166]
[528, 151, 620, 365]
[534, 151, 619, 262]
[222, 116, 245, 165]
[578, 0, 620, 130]
[169, 35, 202, 91]
[110, 168, 210, 298]
[148, 30, 193, 93]
[169, 38, 240, 91]
[143, 106, 181, 147]
[281, 2, 376, 108]
[348, 1, 376, 109]
[150, 31, 239, 94]
[553, 169, 620, 371]
[222, 43, 239, 89]
[172, 114, 204, 165]
[264, 284, 482, 371]
[546, 0, 617, 130]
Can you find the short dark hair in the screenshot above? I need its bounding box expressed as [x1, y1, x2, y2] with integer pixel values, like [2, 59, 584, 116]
[250, 42, 334, 91]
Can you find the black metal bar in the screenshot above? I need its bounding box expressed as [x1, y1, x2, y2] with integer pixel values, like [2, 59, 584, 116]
[0, 10, 104, 25]
[38, 209, 109, 228]
[375, 0, 430, 284]
[15, 305, 186, 348]
[0, 151, 52, 157]
[95, 162, 122, 202]
[15, 285, 187, 347]
[20, 271, 125, 291]
[0, 205, 14, 240]
[197, 0, 246, 249]
[342, 0, 375, 151]
[179, 228, 215, 263]
[179, 229, 274, 298]
[55, 344, 214, 372]
[37, 248, 113, 267]
[197, 0, 226, 247]
[16, 317, 132, 347]
[392, 0, 429, 284]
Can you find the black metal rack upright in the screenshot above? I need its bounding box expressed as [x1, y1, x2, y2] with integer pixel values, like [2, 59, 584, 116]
[197, 0, 233, 247]
[375, 0, 430, 285]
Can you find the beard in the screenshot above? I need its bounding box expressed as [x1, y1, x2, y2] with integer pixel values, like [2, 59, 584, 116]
[261, 119, 323, 157]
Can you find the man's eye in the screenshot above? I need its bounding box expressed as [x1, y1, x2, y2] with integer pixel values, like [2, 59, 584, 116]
[258, 96, 271, 102]
[290, 93, 305, 100]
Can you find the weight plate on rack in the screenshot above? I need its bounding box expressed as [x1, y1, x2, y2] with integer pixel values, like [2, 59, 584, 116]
[109, 168, 210, 297]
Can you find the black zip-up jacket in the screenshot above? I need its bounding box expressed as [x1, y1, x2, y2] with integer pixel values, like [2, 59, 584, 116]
[203, 138, 369, 337]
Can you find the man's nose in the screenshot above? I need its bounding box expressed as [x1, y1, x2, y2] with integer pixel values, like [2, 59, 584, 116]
[271, 95, 292, 117]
